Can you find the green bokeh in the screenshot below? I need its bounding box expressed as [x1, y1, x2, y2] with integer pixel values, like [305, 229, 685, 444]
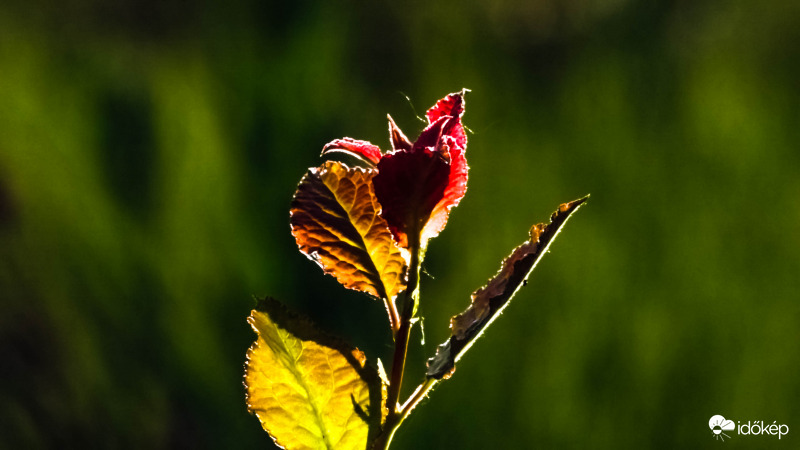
[1, 1, 798, 448]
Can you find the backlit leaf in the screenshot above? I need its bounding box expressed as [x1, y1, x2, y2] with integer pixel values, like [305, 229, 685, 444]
[387, 115, 412, 152]
[426, 196, 588, 379]
[372, 149, 450, 248]
[314, 92, 469, 250]
[373, 91, 469, 248]
[417, 91, 468, 243]
[290, 161, 408, 301]
[321, 138, 383, 167]
[245, 298, 386, 450]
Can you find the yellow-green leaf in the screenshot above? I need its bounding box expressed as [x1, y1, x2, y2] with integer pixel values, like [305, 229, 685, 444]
[290, 161, 408, 301]
[245, 298, 386, 450]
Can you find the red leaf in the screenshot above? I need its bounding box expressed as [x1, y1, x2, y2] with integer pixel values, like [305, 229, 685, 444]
[425, 90, 467, 150]
[321, 138, 383, 166]
[411, 91, 469, 243]
[375, 91, 469, 248]
[321, 91, 470, 249]
[423, 136, 467, 243]
[426, 91, 465, 123]
[373, 150, 450, 248]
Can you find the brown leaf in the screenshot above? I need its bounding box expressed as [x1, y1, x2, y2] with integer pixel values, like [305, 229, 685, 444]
[387, 115, 412, 152]
[426, 196, 588, 379]
[290, 161, 408, 301]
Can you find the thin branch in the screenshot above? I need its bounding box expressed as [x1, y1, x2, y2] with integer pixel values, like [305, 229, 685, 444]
[400, 378, 437, 418]
[383, 296, 401, 335]
[376, 229, 422, 450]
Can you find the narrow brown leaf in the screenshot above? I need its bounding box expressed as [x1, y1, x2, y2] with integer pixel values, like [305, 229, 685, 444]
[290, 161, 408, 303]
[426, 196, 588, 379]
[387, 115, 412, 151]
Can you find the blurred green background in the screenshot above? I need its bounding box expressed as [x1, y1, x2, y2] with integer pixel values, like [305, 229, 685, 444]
[1, 0, 798, 448]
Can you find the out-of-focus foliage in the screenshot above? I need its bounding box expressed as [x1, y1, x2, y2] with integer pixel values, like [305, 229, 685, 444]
[0, 0, 798, 448]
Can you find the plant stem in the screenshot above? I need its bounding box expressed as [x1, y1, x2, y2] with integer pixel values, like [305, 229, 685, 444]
[400, 378, 437, 417]
[383, 295, 401, 335]
[386, 314, 412, 414]
[372, 377, 438, 449]
[377, 229, 422, 450]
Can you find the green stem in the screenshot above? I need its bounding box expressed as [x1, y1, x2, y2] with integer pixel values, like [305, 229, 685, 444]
[399, 378, 437, 418]
[372, 376, 438, 449]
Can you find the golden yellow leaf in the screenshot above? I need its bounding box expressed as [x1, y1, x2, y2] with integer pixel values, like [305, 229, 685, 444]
[290, 161, 408, 301]
[244, 298, 385, 450]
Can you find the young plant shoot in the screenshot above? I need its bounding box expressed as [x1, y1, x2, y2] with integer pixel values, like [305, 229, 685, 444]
[243, 91, 587, 450]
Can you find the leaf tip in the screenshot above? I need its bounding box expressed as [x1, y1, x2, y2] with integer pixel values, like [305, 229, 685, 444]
[560, 194, 590, 211]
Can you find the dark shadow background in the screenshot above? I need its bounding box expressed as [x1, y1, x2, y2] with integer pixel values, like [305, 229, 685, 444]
[1, 0, 798, 448]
